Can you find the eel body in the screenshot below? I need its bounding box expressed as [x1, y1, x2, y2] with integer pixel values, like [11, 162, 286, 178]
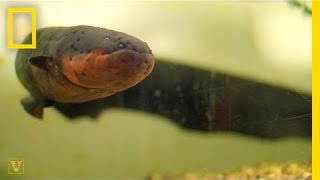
[54, 60, 311, 138]
[15, 25, 154, 118]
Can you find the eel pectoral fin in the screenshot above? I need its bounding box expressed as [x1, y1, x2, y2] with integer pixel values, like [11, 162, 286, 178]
[29, 56, 52, 71]
[21, 96, 46, 119]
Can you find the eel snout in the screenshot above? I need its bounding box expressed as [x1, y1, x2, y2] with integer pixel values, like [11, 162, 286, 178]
[61, 49, 154, 90]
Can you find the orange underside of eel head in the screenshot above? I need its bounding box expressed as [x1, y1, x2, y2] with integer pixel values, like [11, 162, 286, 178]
[61, 50, 154, 91]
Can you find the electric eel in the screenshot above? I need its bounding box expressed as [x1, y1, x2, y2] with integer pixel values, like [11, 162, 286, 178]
[14, 26, 311, 138]
[15, 25, 154, 119]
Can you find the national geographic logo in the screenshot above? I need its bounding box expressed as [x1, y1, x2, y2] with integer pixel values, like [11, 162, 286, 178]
[7, 7, 37, 49]
[8, 158, 24, 174]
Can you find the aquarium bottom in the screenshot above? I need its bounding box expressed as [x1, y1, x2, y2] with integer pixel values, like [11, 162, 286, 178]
[149, 163, 311, 180]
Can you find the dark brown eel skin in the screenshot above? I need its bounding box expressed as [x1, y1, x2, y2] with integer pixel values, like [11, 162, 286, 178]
[15, 25, 154, 119]
[54, 60, 311, 139]
[15, 25, 311, 139]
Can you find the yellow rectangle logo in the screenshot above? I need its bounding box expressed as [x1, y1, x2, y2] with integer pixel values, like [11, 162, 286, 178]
[7, 8, 37, 49]
[8, 158, 24, 174]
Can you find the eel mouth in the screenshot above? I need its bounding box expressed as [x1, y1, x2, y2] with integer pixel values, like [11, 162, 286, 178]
[61, 49, 154, 91]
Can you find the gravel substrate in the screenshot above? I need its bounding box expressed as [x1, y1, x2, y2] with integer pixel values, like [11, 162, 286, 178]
[149, 163, 311, 180]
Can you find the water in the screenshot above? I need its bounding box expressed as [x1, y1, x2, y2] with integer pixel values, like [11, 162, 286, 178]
[0, 1, 311, 179]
